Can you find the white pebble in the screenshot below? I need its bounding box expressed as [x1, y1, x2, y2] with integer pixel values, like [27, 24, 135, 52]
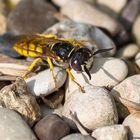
[66, 57, 128, 96]
[26, 67, 67, 96]
[135, 52, 140, 69]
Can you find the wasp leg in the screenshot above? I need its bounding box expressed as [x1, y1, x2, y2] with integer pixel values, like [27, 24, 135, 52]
[66, 68, 85, 93]
[23, 58, 43, 79]
[35, 33, 58, 39]
[46, 57, 58, 90]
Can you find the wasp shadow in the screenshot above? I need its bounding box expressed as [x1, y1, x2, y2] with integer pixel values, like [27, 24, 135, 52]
[81, 58, 121, 84]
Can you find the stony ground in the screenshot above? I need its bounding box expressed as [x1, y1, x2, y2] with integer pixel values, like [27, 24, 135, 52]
[0, 0, 140, 140]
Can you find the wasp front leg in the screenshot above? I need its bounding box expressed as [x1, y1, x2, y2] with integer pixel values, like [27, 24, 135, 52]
[23, 58, 43, 79]
[46, 57, 58, 90]
[66, 68, 85, 93]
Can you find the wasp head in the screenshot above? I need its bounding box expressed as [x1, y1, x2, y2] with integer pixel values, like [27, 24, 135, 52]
[70, 48, 93, 80]
[70, 47, 113, 80]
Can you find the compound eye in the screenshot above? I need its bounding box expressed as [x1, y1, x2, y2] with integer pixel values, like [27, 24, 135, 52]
[70, 48, 92, 72]
[71, 59, 82, 72]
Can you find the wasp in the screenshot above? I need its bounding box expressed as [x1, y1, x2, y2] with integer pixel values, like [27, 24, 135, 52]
[13, 33, 113, 92]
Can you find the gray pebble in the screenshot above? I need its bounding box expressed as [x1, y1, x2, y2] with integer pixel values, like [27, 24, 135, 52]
[7, 0, 58, 34]
[0, 107, 37, 140]
[120, 0, 140, 31]
[34, 114, 70, 140]
[63, 85, 118, 130]
[61, 133, 96, 140]
[92, 125, 128, 140]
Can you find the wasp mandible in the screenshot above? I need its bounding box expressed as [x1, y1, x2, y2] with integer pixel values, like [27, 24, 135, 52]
[13, 33, 113, 92]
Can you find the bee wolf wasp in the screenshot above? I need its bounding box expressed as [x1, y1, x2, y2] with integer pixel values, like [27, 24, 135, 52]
[13, 33, 113, 92]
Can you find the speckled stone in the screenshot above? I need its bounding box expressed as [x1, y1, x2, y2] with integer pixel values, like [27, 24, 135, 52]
[111, 74, 140, 104]
[111, 75, 140, 115]
[92, 125, 128, 140]
[123, 112, 140, 139]
[62, 85, 118, 130]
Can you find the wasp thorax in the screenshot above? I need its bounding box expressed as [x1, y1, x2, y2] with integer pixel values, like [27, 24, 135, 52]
[70, 48, 93, 79]
[52, 42, 74, 60]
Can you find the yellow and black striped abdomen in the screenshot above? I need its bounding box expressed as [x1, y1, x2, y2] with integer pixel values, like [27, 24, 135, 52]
[13, 40, 43, 58]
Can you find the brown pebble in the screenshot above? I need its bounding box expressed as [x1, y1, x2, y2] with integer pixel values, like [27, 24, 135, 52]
[34, 114, 70, 140]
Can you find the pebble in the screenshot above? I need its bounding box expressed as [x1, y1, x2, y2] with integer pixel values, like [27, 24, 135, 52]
[26, 67, 67, 96]
[45, 20, 116, 57]
[122, 59, 136, 76]
[60, 0, 121, 35]
[40, 103, 63, 117]
[120, 0, 140, 31]
[111, 75, 140, 114]
[97, 0, 127, 13]
[123, 112, 140, 139]
[6, 0, 22, 8]
[92, 125, 128, 140]
[135, 52, 140, 69]
[0, 77, 41, 126]
[133, 15, 140, 46]
[62, 85, 118, 130]
[52, 0, 95, 7]
[0, 13, 7, 35]
[0, 33, 23, 58]
[7, 0, 58, 34]
[66, 57, 128, 95]
[116, 44, 139, 59]
[0, 0, 6, 14]
[0, 107, 37, 140]
[114, 28, 130, 47]
[41, 89, 64, 108]
[0, 63, 27, 76]
[34, 114, 70, 140]
[61, 133, 95, 140]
